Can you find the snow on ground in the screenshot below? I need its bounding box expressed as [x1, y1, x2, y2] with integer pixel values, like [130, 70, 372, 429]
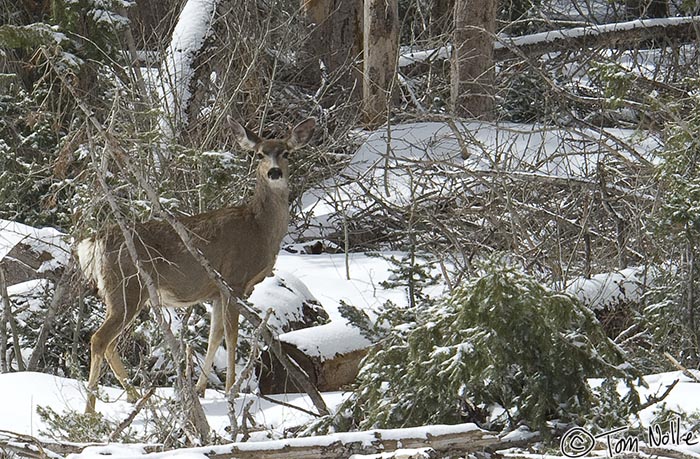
[0, 370, 345, 443]
[0, 250, 412, 443]
[292, 121, 660, 241]
[1, 369, 700, 457]
[565, 266, 652, 310]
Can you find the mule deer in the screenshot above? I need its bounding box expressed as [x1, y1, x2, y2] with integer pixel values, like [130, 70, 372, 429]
[76, 118, 316, 413]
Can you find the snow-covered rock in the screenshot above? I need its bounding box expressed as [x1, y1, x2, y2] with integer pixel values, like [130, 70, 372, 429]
[0, 219, 70, 284]
[249, 269, 329, 335]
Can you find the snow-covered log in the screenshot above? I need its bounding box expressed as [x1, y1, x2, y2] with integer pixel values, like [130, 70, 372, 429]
[204, 423, 530, 459]
[399, 17, 700, 71]
[2, 423, 538, 459]
[565, 266, 652, 310]
[249, 271, 329, 335]
[495, 16, 700, 60]
[259, 321, 371, 393]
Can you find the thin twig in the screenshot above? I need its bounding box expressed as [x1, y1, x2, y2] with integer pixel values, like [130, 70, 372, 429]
[109, 387, 157, 442]
[258, 394, 321, 418]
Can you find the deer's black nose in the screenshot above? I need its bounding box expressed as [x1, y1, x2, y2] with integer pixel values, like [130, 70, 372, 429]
[268, 168, 283, 180]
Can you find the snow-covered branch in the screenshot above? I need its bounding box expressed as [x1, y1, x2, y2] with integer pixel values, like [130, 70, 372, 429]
[157, 0, 219, 143]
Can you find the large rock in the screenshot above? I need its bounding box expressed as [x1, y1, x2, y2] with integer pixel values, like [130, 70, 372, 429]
[248, 270, 329, 334]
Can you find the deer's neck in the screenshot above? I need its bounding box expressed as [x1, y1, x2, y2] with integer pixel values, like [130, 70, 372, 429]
[251, 177, 289, 241]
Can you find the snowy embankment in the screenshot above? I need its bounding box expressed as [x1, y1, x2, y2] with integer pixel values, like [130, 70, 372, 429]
[292, 120, 660, 241]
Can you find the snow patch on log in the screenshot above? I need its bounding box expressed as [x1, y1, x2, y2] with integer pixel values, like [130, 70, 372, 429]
[0, 220, 70, 283]
[0, 220, 68, 266]
[497, 16, 700, 49]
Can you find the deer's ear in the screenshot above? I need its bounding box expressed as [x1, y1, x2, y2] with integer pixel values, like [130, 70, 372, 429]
[231, 120, 262, 151]
[287, 118, 316, 150]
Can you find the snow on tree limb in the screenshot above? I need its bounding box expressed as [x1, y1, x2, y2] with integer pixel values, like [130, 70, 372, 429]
[157, 0, 219, 143]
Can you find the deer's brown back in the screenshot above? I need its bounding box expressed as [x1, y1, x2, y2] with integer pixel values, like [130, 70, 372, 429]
[95, 205, 282, 307]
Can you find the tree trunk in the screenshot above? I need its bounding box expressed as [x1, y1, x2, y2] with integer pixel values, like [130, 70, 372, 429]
[430, 0, 453, 39]
[0, 266, 10, 372]
[301, 0, 330, 85]
[363, 0, 399, 127]
[626, 0, 669, 18]
[331, 0, 363, 92]
[157, 0, 221, 151]
[302, 0, 363, 95]
[450, 0, 497, 119]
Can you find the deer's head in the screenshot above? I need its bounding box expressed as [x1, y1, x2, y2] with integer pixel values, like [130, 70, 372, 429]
[232, 118, 316, 187]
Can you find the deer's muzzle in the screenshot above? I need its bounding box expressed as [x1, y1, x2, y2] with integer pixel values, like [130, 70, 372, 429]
[267, 168, 283, 180]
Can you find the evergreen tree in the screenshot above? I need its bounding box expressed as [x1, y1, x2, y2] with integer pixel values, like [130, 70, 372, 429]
[342, 258, 641, 434]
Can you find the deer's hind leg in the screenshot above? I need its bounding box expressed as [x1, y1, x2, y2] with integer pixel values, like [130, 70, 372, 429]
[86, 286, 143, 413]
[223, 296, 241, 394]
[195, 297, 225, 396]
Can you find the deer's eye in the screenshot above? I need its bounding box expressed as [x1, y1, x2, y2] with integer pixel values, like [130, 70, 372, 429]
[282, 151, 289, 159]
[256, 152, 264, 160]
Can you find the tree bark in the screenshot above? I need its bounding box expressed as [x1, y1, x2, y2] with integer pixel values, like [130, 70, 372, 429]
[363, 0, 399, 127]
[301, 0, 331, 85]
[0, 266, 11, 372]
[430, 0, 454, 39]
[302, 0, 363, 92]
[450, 0, 497, 119]
[331, 0, 363, 91]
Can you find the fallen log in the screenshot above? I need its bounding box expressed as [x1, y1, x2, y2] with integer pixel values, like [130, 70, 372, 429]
[203, 424, 536, 459]
[399, 16, 700, 74]
[0, 424, 536, 459]
[495, 16, 700, 60]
